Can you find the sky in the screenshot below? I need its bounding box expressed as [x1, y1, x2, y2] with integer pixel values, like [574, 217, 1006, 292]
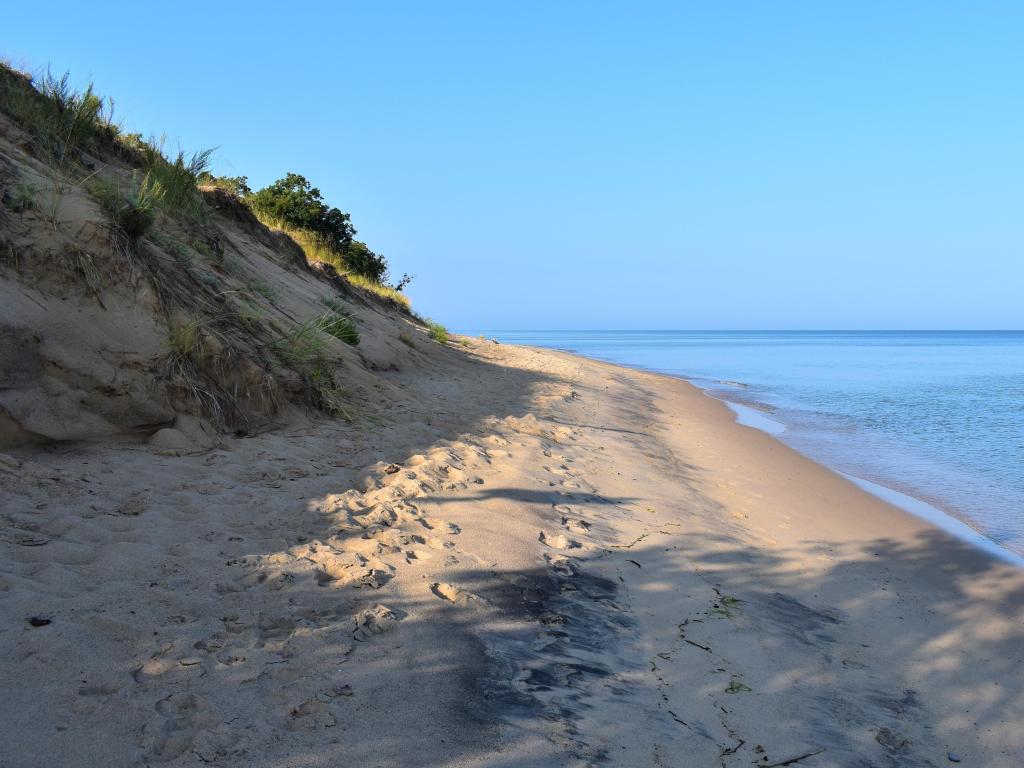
[5, 2, 1023, 329]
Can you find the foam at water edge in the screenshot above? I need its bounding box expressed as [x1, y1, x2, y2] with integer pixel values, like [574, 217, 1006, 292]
[840, 474, 1024, 568]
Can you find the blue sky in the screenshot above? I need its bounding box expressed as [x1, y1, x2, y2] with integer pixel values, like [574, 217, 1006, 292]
[5, 3, 1023, 329]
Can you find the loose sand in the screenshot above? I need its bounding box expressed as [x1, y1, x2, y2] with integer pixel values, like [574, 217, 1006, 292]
[2, 339, 1022, 767]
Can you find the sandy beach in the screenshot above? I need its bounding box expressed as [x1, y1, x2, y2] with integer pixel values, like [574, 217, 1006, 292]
[3, 338, 1022, 767]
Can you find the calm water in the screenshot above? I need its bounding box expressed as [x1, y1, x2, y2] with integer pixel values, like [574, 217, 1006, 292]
[467, 331, 1024, 557]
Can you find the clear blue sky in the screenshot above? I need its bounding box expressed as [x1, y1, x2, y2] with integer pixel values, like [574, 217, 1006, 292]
[6, 3, 1023, 329]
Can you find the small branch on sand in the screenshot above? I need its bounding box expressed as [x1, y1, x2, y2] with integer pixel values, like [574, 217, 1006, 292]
[626, 559, 642, 568]
[763, 748, 826, 767]
[609, 533, 649, 549]
[683, 638, 711, 652]
[719, 738, 744, 756]
[668, 710, 689, 726]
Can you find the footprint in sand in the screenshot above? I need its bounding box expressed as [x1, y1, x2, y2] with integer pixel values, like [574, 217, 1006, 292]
[144, 693, 211, 762]
[544, 553, 579, 575]
[430, 582, 485, 607]
[352, 604, 397, 640]
[561, 517, 591, 535]
[418, 516, 461, 535]
[538, 531, 581, 550]
[284, 698, 337, 731]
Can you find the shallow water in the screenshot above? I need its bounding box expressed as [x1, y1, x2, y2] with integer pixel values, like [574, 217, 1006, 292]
[466, 331, 1024, 557]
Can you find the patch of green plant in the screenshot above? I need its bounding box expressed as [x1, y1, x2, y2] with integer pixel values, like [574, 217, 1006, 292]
[319, 312, 359, 346]
[273, 319, 354, 419]
[236, 299, 262, 329]
[2, 181, 38, 213]
[426, 320, 449, 344]
[90, 172, 164, 242]
[189, 239, 211, 259]
[320, 297, 347, 314]
[710, 595, 743, 619]
[148, 231, 192, 262]
[399, 332, 415, 348]
[318, 297, 359, 346]
[724, 678, 752, 694]
[250, 280, 279, 303]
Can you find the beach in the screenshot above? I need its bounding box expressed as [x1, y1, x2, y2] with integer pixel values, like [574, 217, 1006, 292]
[2, 338, 1022, 767]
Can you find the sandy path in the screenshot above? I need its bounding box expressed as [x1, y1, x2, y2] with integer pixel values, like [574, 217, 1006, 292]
[2, 340, 1022, 767]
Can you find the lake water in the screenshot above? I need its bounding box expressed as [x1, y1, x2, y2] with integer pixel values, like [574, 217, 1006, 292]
[466, 331, 1024, 559]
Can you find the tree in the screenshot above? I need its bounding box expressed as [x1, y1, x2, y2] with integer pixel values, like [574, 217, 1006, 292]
[248, 173, 355, 249]
[342, 240, 389, 284]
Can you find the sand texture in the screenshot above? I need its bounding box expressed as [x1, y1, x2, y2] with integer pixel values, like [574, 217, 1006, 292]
[2, 339, 1023, 767]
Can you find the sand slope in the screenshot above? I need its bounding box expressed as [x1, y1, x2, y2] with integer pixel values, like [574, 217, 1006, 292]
[3, 339, 1023, 767]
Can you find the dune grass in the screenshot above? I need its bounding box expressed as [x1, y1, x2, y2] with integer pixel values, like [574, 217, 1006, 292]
[117, 134, 212, 220]
[168, 316, 204, 362]
[90, 172, 164, 242]
[273, 317, 353, 419]
[0, 67, 112, 162]
[319, 298, 360, 345]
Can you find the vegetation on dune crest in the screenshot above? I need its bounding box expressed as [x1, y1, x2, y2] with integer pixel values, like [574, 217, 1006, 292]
[0, 68, 114, 162]
[243, 172, 414, 308]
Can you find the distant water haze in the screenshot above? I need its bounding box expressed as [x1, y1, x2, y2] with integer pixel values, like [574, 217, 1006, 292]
[467, 331, 1024, 557]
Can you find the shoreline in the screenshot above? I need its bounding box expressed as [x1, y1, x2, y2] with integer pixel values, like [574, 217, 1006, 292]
[711, 389, 1024, 568]
[504, 338, 1022, 569]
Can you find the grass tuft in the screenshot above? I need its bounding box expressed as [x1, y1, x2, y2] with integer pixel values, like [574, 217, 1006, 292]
[168, 316, 204, 362]
[117, 134, 212, 220]
[273, 318, 353, 419]
[273, 319, 328, 369]
[90, 172, 164, 242]
[250, 280, 279, 304]
[426, 320, 449, 344]
[319, 298, 359, 345]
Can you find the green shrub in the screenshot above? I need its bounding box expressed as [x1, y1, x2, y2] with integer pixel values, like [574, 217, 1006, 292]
[248, 173, 390, 283]
[248, 173, 354, 247]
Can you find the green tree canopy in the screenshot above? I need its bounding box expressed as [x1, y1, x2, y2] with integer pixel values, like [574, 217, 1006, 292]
[248, 173, 355, 251]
